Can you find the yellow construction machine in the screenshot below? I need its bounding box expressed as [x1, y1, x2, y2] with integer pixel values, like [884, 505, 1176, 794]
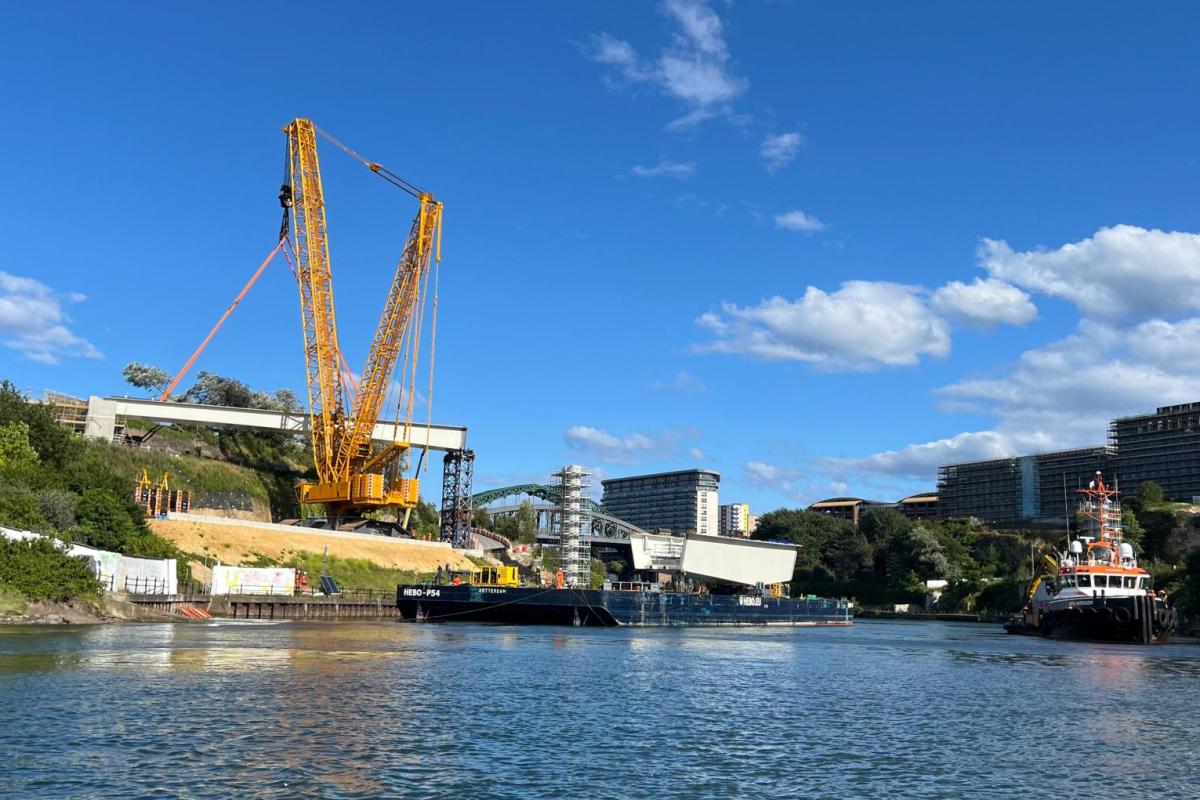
[282, 119, 443, 523]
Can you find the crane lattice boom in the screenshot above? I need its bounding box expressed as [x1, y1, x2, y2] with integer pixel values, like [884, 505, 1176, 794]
[282, 118, 441, 517]
[286, 119, 347, 486]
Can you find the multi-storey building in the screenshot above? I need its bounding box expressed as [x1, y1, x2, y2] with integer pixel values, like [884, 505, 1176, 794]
[718, 503, 751, 537]
[809, 497, 897, 526]
[1034, 446, 1116, 517]
[601, 469, 719, 535]
[1111, 403, 1200, 502]
[936, 446, 1113, 523]
[897, 492, 940, 521]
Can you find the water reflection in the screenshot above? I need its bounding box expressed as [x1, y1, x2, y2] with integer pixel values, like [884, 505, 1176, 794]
[2, 620, 1199, 799]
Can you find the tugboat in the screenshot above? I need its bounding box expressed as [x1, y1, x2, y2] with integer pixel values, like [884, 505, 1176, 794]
[1005, 471, 1178, 643]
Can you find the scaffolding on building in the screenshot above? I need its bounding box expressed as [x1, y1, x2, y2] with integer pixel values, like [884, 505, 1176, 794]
[937, 457, 1024, 523]
[553, 465, 591, 588]
[1112, 403, 1200, 502]
[44, 391, 89, 436]
[440, 449, 475, 548]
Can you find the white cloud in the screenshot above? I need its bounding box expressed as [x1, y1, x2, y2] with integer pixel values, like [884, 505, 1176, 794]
[584, 0, 747, 129]
[0, 271, 101, 364]
[1128, 317, 1200, 372]
[650, 371, 707, 393]
[746, 460, 801, 495]
[565, 426, 655, 464]
[688, 447, 705, 461]
[980, 224, 1200, 319]
[830, 430, 1055, 481]
[589, 32, 649, 76]
[774, 209, 827, 233]
[744, 460, 852, 505]
[839, 317, 1200, 482]
[695, 281, 950, 371]
[760, 132, 803, 172]
[564, 425, 700, 465]
[931, 277, 1037, 328]
[632, 159, 697, 179]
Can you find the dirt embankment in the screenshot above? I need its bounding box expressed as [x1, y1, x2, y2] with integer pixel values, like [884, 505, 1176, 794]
[0, 598, 110, 625]
[149, 519, 477, 575]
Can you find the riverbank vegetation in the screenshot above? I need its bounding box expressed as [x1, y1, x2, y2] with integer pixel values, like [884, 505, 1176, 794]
[0, 536, 102, 602]
[751, 508, 1044, 615]
[0, 381, 191, 595]
[757, 482, 1200, 622]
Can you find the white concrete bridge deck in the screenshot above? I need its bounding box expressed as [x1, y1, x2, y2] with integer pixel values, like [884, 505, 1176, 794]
[85, 396, 468, 452]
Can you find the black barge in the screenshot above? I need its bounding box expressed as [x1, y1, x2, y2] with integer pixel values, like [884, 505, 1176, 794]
[396, 584, 852, 627]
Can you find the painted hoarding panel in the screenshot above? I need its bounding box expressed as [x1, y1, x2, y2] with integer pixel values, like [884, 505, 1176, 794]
[210, 565, 296, 596]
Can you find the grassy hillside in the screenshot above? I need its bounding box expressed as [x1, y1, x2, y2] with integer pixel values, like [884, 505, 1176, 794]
[150, 518, 476, 586]
[90, 442, 277, 505]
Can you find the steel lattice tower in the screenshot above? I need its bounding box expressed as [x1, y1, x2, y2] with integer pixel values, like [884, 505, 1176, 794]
[553, 465, 591, 588]
[440, 449, 475, 547]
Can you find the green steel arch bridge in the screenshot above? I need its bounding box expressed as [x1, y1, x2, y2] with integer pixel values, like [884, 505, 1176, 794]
[472, 484, 647, 541]
[472, 484, 607, 515]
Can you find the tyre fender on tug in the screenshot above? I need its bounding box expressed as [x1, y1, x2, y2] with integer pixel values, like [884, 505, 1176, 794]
[1114, 607, 1131, 624]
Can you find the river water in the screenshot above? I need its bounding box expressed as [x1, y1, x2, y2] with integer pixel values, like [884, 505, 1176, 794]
[1, 619, 1197, 799]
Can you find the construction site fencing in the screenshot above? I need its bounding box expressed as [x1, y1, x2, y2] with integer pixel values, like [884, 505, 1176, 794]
[204, 585, 394, 600]
[118, 575, 173, 594]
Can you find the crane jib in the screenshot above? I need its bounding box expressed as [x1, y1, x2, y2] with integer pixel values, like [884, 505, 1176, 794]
[282, 118, 441, 520]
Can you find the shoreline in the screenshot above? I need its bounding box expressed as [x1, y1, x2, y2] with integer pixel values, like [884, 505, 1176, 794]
[0, 594, 181, 626]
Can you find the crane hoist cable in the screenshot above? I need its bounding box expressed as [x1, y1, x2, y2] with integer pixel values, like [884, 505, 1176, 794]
[279, 240, 359, 403]
[312, 124, 426, 198]
[159, 238, 286, 402]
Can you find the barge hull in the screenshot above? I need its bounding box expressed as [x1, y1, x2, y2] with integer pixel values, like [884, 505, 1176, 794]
[396, 585, 852, 628]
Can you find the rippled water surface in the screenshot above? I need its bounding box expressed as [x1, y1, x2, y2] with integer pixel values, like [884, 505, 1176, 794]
[2, 620, 1198, 798]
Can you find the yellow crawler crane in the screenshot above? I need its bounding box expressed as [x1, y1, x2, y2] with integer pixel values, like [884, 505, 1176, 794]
[283, 118, 443, 520]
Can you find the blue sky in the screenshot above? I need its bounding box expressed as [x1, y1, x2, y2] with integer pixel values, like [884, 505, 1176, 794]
[5, 2, 1200, 512]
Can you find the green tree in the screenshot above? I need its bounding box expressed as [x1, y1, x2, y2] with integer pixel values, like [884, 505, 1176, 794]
[1173, 548, 1200, 617]
[0, 420, 42, 487]
[472, 508, 492, 529]
[589, 558, 608, 589]
[859, 509, 914, 582]
[0, 485, 52, 532]
[1137, 481, 1165, 507]
[859, 508, 913, 546]
[0, 381, 80, 472]
[0, 420, 37, 468]
[515, 500, 537, 544]
[1122, 508, 1145, 551]
[822, 528, 873, 582]
[122, 362, 171, 395]
[0, 537, 102, 601]
[1138, 507, 1178, 562]
[905, 524, 951, 579]
[409, 500, 441, 539]
[537, 546, 561, 574]
[752, 509, 854, 572]
[73, 488, 140, 552]
[36, 488, 77, 531]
